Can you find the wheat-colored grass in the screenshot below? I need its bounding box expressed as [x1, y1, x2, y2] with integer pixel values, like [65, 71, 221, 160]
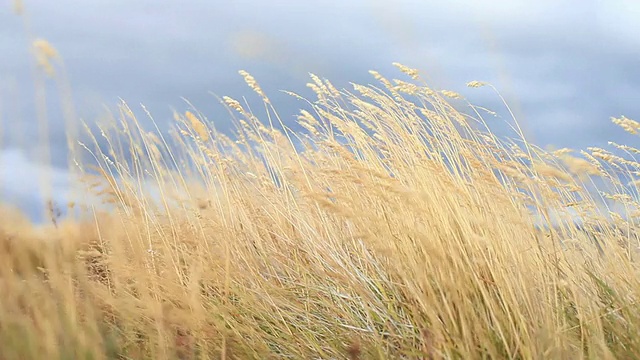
[2, 64, 640, 360]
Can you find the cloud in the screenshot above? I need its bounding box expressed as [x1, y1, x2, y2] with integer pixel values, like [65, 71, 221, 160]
[1, 0, 639, 221]
[0, 148, 76, 221]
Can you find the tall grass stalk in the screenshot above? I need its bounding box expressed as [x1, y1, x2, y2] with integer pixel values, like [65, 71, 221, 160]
[2, 64, 640, 359]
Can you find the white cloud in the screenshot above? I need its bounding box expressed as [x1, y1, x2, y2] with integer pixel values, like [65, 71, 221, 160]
[0, 148, 93, 220]
[1, 0, 639, 220]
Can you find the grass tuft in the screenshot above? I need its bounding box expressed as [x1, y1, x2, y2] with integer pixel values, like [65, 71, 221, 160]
[2, 64, 640, 359]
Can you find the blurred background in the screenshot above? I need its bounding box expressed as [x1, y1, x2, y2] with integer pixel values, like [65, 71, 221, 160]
[1, 0, 639, 221]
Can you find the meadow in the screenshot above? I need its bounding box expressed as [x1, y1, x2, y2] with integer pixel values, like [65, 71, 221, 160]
[2, 25, 640, 360]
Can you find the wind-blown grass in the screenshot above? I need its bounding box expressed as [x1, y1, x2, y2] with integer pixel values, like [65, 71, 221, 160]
[1, 63, 640, 359]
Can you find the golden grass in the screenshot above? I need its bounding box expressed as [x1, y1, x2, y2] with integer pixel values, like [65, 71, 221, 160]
[2, 65, 640, 360]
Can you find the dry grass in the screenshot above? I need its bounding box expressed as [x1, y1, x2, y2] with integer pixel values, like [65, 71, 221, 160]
[2, 64, 640, 360]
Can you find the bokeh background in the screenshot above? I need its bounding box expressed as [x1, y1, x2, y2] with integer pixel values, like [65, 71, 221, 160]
[1, 0, 639, 221]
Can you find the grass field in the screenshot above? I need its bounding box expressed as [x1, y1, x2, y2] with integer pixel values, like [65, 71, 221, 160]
[3, 15, 640, 359]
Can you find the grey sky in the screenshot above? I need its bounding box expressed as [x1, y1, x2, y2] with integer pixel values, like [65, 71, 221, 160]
[1, 0, 639, 221]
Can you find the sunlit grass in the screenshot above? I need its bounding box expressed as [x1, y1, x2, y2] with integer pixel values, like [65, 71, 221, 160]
[1, 58, 640, 359]
[2, 4, 640, 356]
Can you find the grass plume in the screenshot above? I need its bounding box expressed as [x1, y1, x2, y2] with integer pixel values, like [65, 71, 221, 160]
[2, 65, 640, 360]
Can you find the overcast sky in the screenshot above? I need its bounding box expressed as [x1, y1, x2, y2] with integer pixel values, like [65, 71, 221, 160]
[1, 0, 639, 221]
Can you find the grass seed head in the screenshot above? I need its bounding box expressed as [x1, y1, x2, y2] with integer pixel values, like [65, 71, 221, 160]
[185, 111, 209, 142]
